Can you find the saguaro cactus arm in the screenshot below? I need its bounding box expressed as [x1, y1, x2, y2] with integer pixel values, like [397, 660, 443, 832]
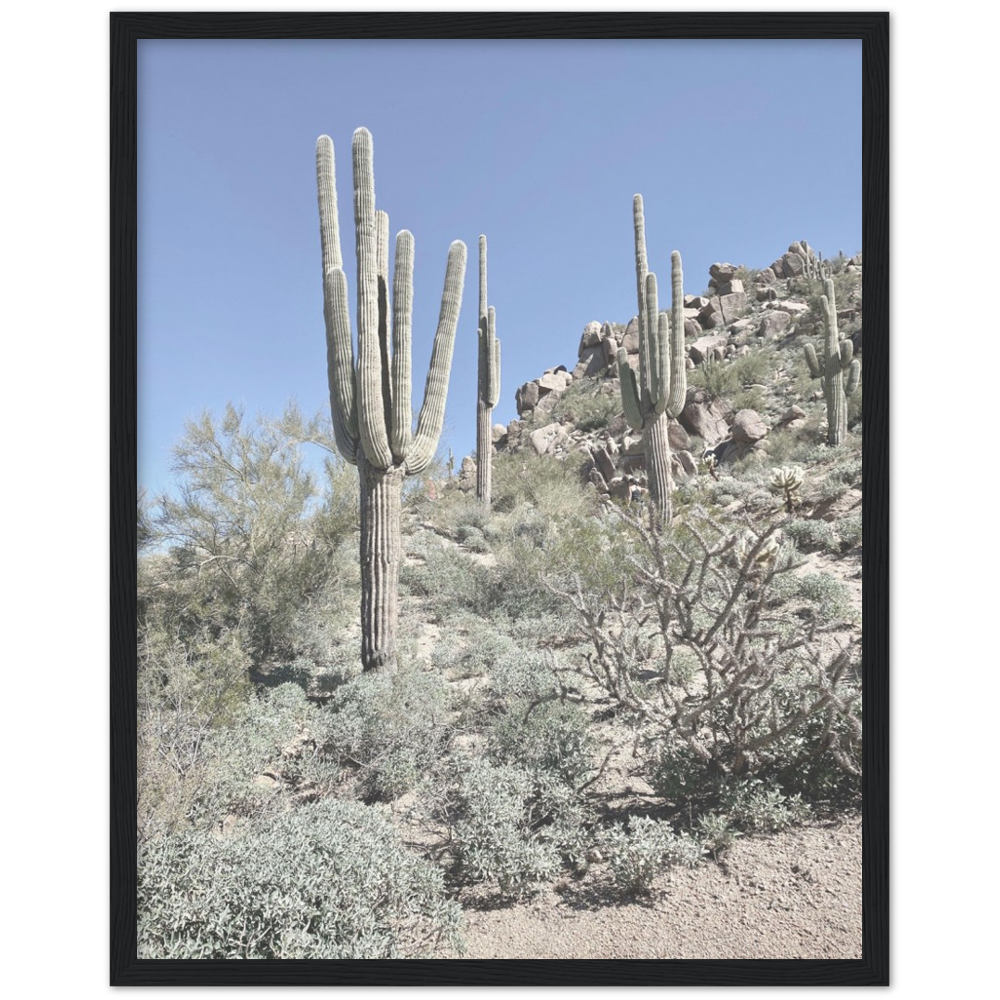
[667, 251, 688, 417]
[405, 240, 467, 475]
[485, 307, 500, 406]
[390, 230, 414, 461]
[352, 128, 394, 470]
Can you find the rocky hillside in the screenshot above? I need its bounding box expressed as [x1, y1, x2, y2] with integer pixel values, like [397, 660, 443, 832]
[458, 241, 862, 505]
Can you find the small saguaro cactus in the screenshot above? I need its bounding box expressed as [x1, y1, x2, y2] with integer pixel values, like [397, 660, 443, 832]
[617, 194, 687, 526]
[804, 276, 861, 446]
[316, 127, 467, 672]
[476, 235, 501, 507]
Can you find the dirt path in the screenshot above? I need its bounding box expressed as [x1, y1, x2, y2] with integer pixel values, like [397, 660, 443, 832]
[457, 815, 861, 960]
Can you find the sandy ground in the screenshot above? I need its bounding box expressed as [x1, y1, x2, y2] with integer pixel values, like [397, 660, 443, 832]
[455, 814, 861, 959]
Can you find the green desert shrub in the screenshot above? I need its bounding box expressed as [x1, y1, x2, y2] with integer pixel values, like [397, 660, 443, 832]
[138, 799, 463, 959]
[449, 757, 590, 898]
[325, 667, 452, 801]
[487, 699, 596, 788]
[602, 816, 704, 895]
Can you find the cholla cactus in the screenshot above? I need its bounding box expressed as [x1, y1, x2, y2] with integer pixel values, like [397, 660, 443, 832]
[733, 530, 781, 581]
[769, 466, 804, 513]
[617, 194, 688, 526]
[316, 128, 467, 672]
[804, 277, 861, 446]
[476, 235, 500, 507]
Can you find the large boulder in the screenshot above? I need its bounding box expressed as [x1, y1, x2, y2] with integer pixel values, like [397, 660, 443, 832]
[529, 422, 569, 456]
[679, 389, 730, 445]
[758, 311, 792, 338]
[675, 450, 698, 476]
[458, 456, 477, 491]
[782, 251, 805, 277]
[717, 278, 745, 297]
[731, 409, 769, 444]
[516, 381, 539, 415]
[591, 445, 617, 483]
[573, 345, 607, 379]
[756, 266, 777, 285]
[689, 334, 729, 364]
[668, 419, 690, 451]
[698, 297, 726, 329]
[621, 317, 641, 354]
[719, 291, 749, 324]
[709, 262, 740, 284]
[775, 405, 807, 430]
[578, 321, 603, 354]
[537, 371, 570, 394]
[684, 318, 702, 339]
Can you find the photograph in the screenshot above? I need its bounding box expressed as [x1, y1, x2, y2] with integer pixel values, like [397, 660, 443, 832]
[116, 12, 887, 986]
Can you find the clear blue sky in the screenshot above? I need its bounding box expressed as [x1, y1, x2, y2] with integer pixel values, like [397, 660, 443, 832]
[138, 38, 861, 494]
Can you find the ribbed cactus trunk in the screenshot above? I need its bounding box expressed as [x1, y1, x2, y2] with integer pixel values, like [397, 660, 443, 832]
[359, 454, 403, 671]
[476, 402, 492, 503]
[644, 414, 673, 519]
[618, 194, 687, 527]
[804, 277, 861, 447]
[475, 235, 500, 507]
[316, 128, 466, 673]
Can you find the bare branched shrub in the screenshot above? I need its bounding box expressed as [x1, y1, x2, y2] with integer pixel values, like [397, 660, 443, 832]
[557, 505, 860, 804]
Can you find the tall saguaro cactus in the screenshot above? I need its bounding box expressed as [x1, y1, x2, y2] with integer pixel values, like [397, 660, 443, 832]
[617, 194, 688, 526]
[804, 276, 861, 446]
[316, 128, 467, 672]
[476, 235, 501, 507]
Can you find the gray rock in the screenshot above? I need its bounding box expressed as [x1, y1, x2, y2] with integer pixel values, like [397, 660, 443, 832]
[579, 321, 603, 353]
[492, 423, 507, 443]
[516, 381, 539, 415]
[679, 389, 731, 444]
[698, 297, 726, 329]
[592, 445, 617, 482]
[776, 405, 807, 430]
[757, 267, 777, 285]
[731, 409, 769, 444]
[782, 251, 805, 277]
[668, 420, 690, 451]
[772, 300, 809, 317]
[588, 467, 609, 494]
[689, 335, 729, 363]
[676, 449, 698, 475]
[529, 422, 568, 456]
[757, 286, 778, 303]
[719, 291, 748, 324]
[537, 371, 568, 394]
[717, 278, 745, 297]
[758, 311, 792, 338]
[601, 336, 618, 366]
[709, 262, 739, 283]
[621, 317, 640, 354]
[684, 318, 702, 339]
[573, 345, 607, 379]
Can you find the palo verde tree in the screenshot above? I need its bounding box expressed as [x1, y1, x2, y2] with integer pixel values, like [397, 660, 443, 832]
[617, 194, 687, 526]
[316, 127, 467, 672]
[476, 235, 500, 507]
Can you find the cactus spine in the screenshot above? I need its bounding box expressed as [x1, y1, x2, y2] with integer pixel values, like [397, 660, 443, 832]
[804, 276, 860, 446]
[316, 128, 467, 672]
[476, 235, 500, 507]
[617, 194, 687, 525]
